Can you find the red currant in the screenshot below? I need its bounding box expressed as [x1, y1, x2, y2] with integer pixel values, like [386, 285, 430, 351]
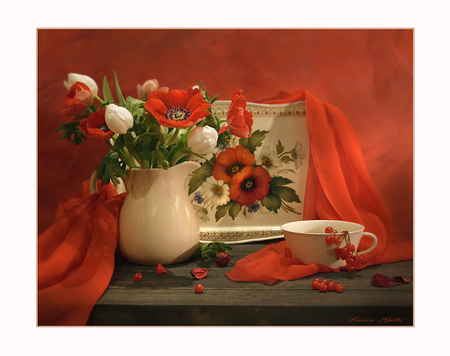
[332, 235, 341, 245]
[327, 281, 336, 291]
[312, 278, 322, 290]
[195, 284, 204, 294]
[340, 247, 349, 260]
[133, 272, 143, 282]
[325, 226, 334, 234]
[346, 265, 355, 272]
[355, 254, 363, 262]
[335, 283, 344, 293]
[325, 235, 333, 245]
[348, 244, 356, 253]
[319, 282, 328, 292]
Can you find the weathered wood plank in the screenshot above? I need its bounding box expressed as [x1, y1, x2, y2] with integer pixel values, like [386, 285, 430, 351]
[88, 243, 413, 326]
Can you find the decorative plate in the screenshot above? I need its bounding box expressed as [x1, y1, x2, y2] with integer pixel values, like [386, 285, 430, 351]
[189, 100, 309, 244]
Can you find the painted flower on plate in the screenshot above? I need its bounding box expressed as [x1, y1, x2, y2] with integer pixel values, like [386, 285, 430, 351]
[202, 176, 230, 206]
[229, 166, 271, 206]
[256, 145, 281, 177]
[212, 145, 255, 183]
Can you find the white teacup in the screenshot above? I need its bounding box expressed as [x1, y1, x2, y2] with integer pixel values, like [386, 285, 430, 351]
[281, 220, 377, 269]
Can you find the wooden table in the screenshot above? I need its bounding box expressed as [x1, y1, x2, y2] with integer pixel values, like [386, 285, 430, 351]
[87, 241, 413, 326]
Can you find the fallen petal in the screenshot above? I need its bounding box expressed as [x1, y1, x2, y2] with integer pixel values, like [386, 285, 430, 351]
[190, 268, 211, 280]
[371, 274, 411, 288]
[156, 263, 168, 274]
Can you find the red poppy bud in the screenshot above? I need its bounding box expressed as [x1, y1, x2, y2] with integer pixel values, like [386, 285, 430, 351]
[214, 250, 231, 267]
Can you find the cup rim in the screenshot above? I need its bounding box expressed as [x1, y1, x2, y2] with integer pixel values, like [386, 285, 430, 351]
[281, 220, 365, 235]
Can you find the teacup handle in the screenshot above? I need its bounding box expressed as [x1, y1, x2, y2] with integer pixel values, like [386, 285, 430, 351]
[356, 232, 378, 255]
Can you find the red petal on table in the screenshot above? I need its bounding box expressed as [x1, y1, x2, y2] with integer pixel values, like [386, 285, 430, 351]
[156, 263, 168, 274]
[371, 274, 411, 287]
[190, 268, 211, 280]
[393, 276, 411, 284]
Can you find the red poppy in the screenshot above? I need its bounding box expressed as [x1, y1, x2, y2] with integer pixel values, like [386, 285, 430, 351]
[144, 88, 211, 128]
[229, 166, 271, 206]
[219, 89, 253, 138]
[212, 145, 255, 183]
[79, 108, 114, 140]
[62, 82, 93, 116]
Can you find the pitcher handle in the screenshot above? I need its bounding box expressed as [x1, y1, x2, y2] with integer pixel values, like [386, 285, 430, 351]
[356, 232, 378, 255]
[89, 170, 99, 194]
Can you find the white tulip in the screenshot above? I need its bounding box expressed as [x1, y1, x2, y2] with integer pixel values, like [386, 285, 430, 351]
[64, 73, 98, 97]
[105, 104, 134, 134]
[187, 126, 218, 155]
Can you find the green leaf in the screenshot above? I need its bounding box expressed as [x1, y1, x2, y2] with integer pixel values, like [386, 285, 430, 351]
[261, 193, 282, 213]
[102, 76, 114, 102]
[56, 121, 86, 145]
[228, 201, 242, 220]
[270, 176, 293, 188]
[114, 71, 126, 106]
[271, 186, 301, 203]
[281, 155, 295, 164]
[239, 130, 268, 153]
[276, 139, 284, 155]
[188, 161, 213, 195]
[96, 151, 127, 187]
[215, 202, 231, 221]
[194, 242, 232, 262]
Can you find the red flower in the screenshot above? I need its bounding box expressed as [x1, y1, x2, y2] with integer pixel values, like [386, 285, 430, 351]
[219, 89, 253, 138]
[212, 145, 255, 183]
[79, 108, 114, 140]
[144, 88, 211, 128]
[229, 166, 271, 206]
[62, 82, 93, 116]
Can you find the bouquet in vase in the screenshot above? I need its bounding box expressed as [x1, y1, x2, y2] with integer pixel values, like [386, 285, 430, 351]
[58, 72, 303, 222]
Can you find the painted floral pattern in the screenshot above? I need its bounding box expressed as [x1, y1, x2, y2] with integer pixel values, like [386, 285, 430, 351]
[188, 130, 305, 222]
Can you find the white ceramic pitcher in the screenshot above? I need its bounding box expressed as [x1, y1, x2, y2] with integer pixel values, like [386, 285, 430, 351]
[92, 161, 201, 265]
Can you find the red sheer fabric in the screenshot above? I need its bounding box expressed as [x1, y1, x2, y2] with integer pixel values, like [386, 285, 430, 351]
[225, 91, 413, 284]
[38, 182, 125, 325]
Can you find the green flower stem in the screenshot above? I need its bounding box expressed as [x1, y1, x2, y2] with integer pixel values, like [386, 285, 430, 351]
[164, 128, 180, 147]
[105, 139, 137, 169]
[94, 95, 104, 104]
[124, 132, 145, 167]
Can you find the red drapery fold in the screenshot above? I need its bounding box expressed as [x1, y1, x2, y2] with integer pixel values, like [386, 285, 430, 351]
[37, 182, 125, 325]
[225, 90, 413, 283]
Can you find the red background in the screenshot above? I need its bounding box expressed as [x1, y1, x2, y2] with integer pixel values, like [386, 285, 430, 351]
[37, 29, 413, 240]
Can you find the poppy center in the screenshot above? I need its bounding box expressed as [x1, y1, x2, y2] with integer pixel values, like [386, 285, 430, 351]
[96, 123, 110, 132]
[166, 106, 191, 122]
[231, 165, 241, 173]
[241, 178, 255, 192]
[262, 157, 272, 167]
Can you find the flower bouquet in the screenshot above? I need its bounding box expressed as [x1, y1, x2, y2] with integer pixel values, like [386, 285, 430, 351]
[58, 72, 303, 223]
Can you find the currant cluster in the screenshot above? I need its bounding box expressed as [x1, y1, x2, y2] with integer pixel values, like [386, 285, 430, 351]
[324, 226, 363, 271]
[312, 278, 344, 293]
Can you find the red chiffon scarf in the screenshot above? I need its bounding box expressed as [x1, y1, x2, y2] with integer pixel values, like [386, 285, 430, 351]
[225, 91, 413, 284]
[38, 182, 125, 325]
